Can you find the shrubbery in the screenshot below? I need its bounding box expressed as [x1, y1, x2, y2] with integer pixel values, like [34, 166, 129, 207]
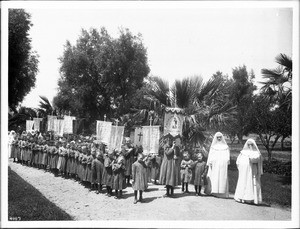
[263, 159, 291, 176]
[229, 157, 291, 177]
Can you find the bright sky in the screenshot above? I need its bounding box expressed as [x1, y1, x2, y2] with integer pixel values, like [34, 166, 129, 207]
[7, 2, 294, 108]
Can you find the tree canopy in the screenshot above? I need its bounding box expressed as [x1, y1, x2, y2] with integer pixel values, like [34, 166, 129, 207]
[9, 9, 39, 111]
[53, 27, 150, 128]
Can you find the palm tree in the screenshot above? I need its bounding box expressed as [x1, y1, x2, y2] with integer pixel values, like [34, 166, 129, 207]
[261, 53, 292, 149]
[261, 53, 292, 110]
[137, 75, 236, 148]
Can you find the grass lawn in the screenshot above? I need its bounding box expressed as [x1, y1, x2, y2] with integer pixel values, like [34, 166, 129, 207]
[228, 168, 291, 209]
[8, 166, 73, 221]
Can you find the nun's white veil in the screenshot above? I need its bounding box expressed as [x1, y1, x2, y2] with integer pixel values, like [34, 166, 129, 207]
[210, 132, 228, 150]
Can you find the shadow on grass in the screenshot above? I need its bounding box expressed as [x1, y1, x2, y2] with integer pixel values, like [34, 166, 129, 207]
[8, 166, 73, 221]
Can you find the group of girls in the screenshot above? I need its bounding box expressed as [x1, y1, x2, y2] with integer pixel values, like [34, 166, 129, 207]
[8, 130, 263, 205]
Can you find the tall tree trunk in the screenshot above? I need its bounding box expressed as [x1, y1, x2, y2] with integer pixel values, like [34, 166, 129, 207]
[281, 136, 286, 150]
[237, 132, 243, 144]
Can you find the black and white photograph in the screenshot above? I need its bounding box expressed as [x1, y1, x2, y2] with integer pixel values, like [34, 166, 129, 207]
[1, 1, 299, 228]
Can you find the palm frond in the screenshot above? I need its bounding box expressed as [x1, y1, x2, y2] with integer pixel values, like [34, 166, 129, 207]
[275, 53, 292, 73]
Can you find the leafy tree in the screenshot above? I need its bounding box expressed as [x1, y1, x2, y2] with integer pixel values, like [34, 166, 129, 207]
[9, 9, 39, 111]
[53, 27, 150, 133]
[247, 95, 284, 161]
[228, 65, 256, 143]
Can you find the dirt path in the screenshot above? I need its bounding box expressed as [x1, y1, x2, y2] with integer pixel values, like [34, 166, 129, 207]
[8, 160, 291, 221]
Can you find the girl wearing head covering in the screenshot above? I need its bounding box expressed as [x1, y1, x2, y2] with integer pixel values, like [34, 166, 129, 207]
[123, 137, 134, 186]
[132, 153, 150, 204]
[234, 139, 263, 205]
[102, 146, 114, 197]
[112, 149, 127, 199]
[192, 150, 207, 196]
[92, 151, 104, 194]
[8, 131, 17, 160]
[205, 132, 230, 198]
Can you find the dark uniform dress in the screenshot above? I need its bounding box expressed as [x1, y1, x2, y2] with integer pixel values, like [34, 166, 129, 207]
[159, 147, 178, 187]
[132, 160, 149, 191]
[112, 155, 127, 190]
[102, 156, 113, 187]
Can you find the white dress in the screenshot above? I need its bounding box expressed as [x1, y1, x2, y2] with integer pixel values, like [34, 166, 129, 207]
[206, 145, 230, 198]
[234, 150, 262, 204]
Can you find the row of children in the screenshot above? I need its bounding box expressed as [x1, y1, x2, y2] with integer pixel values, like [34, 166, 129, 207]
[8, 130, 163, 203]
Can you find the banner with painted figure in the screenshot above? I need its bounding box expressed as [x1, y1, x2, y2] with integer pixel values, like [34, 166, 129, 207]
[26, 120, 34, 132]
[163, 107, 184, 137]
[63, 116, 76, 134]
[134, 127, 143, 146]
[142, 126, 160, 155]
[33, 118, 43, 131]
[109, 126, 124, 152]
[47, 115, 57, 131]
[96, 121, 112, 145]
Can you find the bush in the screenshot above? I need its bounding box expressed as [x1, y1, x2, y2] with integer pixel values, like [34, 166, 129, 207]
[263, 159, 291, 176]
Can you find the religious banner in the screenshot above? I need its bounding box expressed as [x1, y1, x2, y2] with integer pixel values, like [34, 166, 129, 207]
[163, 107, 184, 137]
[63, 116, 76, 134]
[96, 120, 112, 145]
[56, 119, 65, 136]
[26, 120, 34, 132]
[47, 115, 57, 131]
[142, 126, 160, 155]
[134, 127, 143, 146]
[33, 118, 43, 131]
[109, 126, 124, 152]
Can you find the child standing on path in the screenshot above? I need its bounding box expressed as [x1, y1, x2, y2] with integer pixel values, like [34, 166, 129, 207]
[132, 153, 150, 204]
[180, 151, 193, 193]
[193, 151, 207, 196]
[102, 148, 114, 197]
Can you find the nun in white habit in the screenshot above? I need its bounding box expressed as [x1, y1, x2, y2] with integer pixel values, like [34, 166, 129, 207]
[234, 139, 263, 205]
[205, 132, 230, 198]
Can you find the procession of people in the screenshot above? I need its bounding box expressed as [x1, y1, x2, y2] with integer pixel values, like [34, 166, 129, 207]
[8, 129, 263, 205]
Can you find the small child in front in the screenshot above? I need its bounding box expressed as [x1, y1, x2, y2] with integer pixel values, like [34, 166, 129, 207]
[132, 153, 149, 204]
[193, 151, 207, 196]
[180, 151, 193, 193]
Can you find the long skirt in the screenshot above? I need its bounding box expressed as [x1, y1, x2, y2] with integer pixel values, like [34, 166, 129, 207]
[34, 150, 39, 165]
[57, 156, 62, 170]
[112, 170, 126, 190]
[41, 152, 48, 165]
[11, 145, 17, 159]
[20, 148, 26, 161]
[38, 150, 43, 165]
[102, 167, 113, 187]
[82, 164, 87, 181]
[17, 147, 22, 161]
[59, 157, 67, 173]
[26, 149, 32, 162]
[86, 164, 93, 183]
[51, 154, 59, 169]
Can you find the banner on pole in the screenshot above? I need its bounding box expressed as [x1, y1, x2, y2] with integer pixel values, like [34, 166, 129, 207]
[142, 126, 160, 155]
[33, 118, 43, 132]
[55, 119, 65, 136]
[47, 115, 57, 131]
[63, 116, 76, 134]
[163, 107, 184, 137]
[134, 127, 143, 146]
[26, 120, 34, 132]
[109, 126, 124, 152]
[96, 120, 112, 145]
